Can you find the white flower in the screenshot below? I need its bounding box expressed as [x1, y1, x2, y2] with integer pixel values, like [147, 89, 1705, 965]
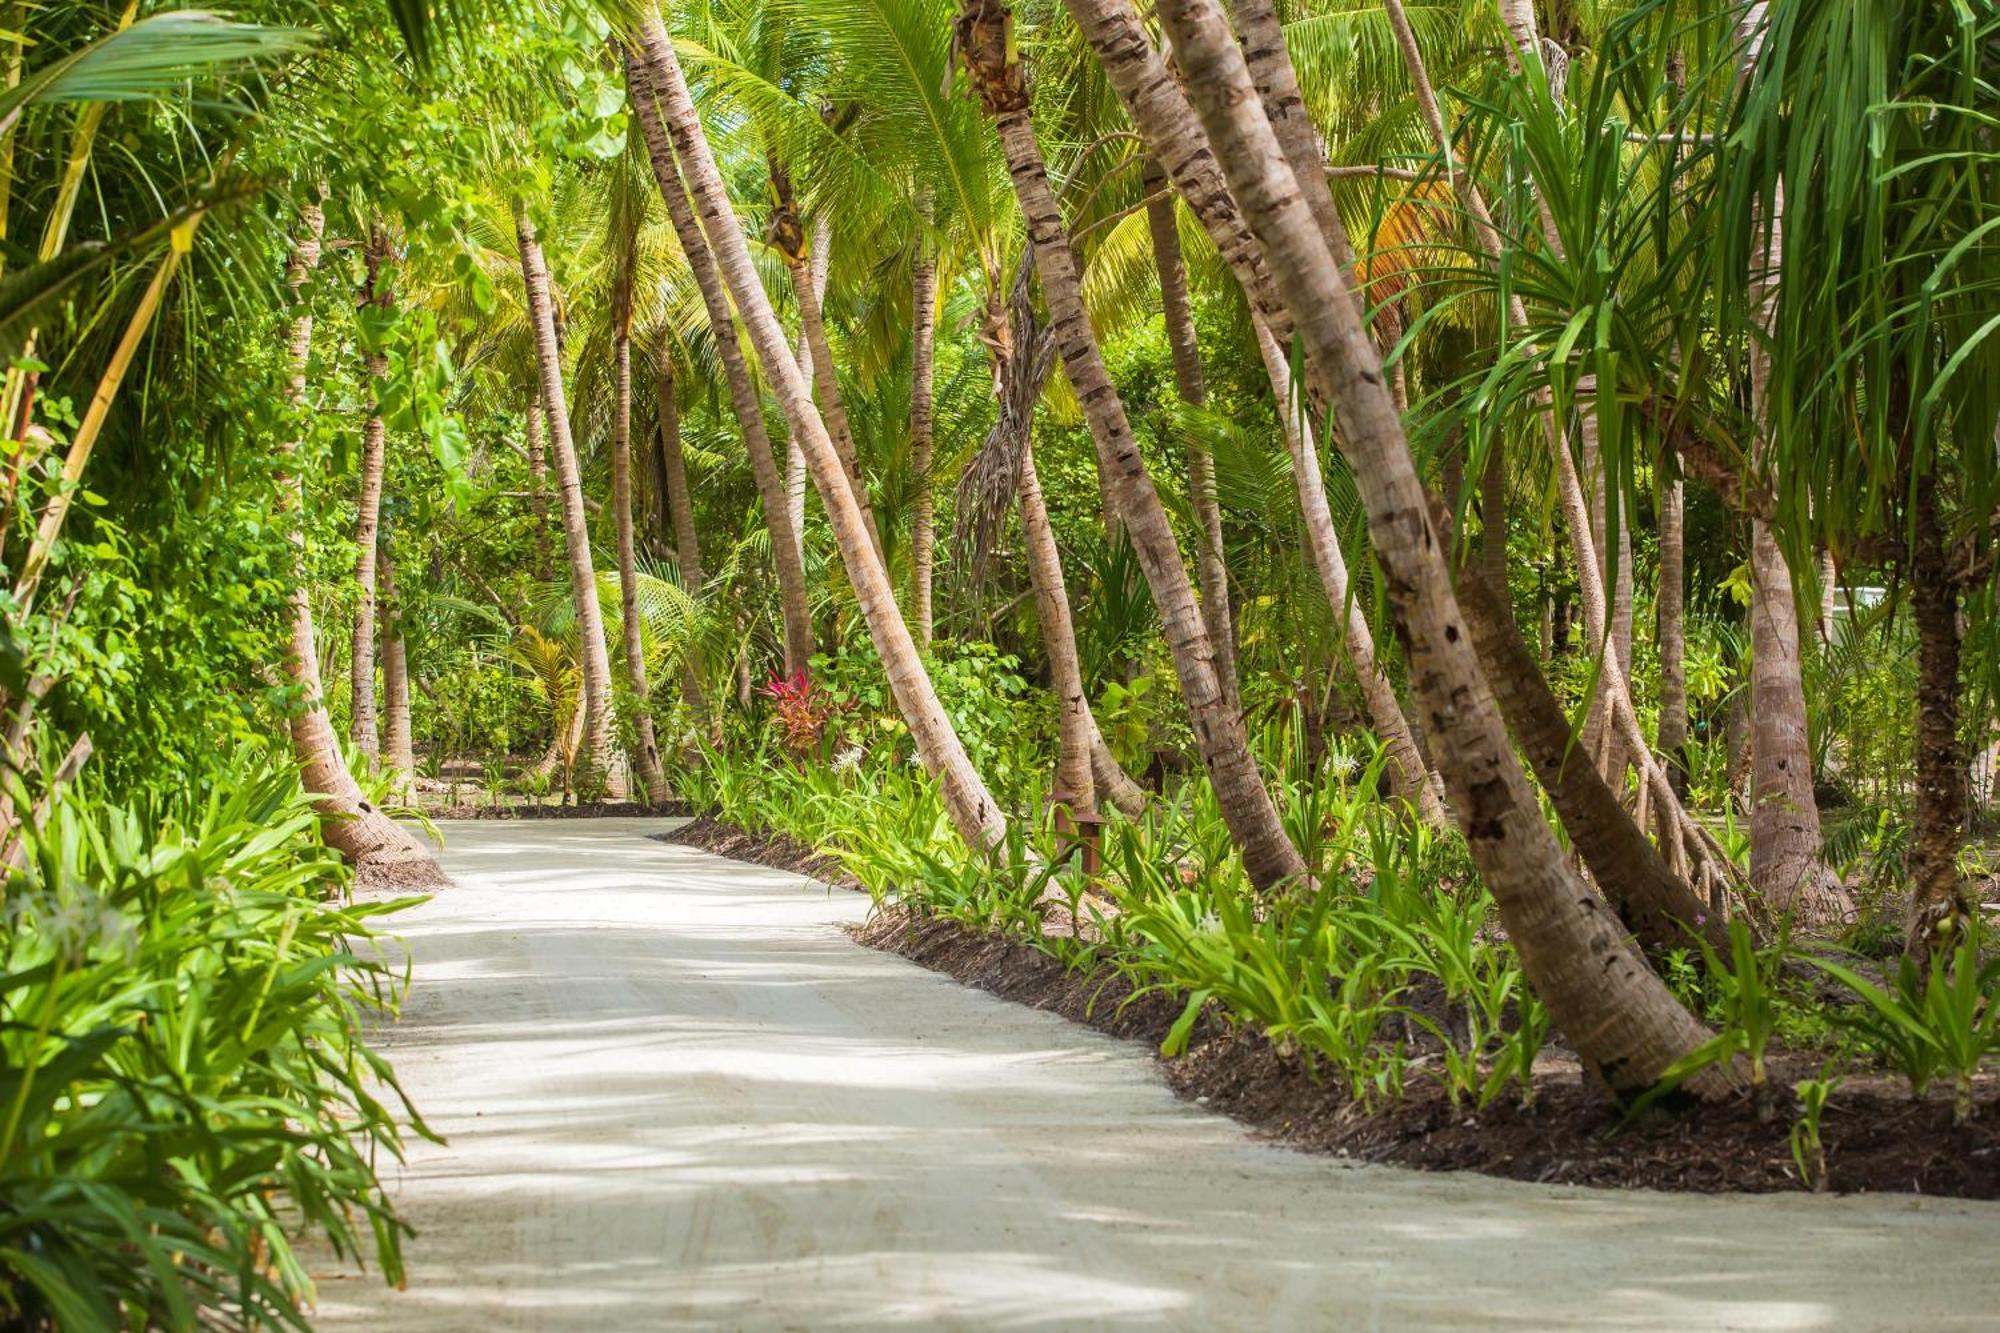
[832, 745, 866, 773]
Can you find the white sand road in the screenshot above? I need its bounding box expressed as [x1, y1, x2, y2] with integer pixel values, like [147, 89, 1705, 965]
[314, 818, 1999, 1331]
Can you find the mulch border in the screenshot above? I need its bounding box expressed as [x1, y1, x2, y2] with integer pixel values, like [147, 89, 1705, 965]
[659, 814, 2000, 1200]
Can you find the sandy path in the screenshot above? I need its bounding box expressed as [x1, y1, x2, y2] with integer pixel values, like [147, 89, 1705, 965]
[316, 818, 1998, 1331]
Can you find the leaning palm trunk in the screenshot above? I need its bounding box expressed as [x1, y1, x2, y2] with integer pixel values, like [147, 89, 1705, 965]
[955, 0, 1306, 889]
[349, 221, 391, 765]
[512, 202, 625, 799]
[378, 534, 414, 790]
[275, 200, 441, 886]
[1381, 0, 1735, 899]
[633, 18, 1008, 851]
[623, 45, 815, 674]
[909, 193, 939, 647]
[1145, 160, 1239, 719]
[1153, 0, 1721, 1097]
[1254, 319, 1447, 825]
[612, 260, 670, 806]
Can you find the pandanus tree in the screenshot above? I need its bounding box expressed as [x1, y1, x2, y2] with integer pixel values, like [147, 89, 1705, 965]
[1131, 0, 1722, 1093]
[1715, 0, 1999, 963]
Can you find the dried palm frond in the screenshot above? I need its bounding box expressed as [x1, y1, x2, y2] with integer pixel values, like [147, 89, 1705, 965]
[953, 263, 1054, 585]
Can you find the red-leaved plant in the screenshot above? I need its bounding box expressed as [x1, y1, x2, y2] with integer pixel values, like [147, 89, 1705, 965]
[761, 668, 851, 760]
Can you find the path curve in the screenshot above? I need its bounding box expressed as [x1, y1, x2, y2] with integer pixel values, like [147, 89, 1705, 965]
[317, 818, 1998, 1331]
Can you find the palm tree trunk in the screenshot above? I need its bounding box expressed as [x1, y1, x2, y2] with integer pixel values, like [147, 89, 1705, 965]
[613, 262, 670, 806]
[513, 201, 626, 799]
[1381, 0, 1728, 895]
[910, 193, 939, 648]
[1480, 435, 1508, 591]
[1153, 0, 1720, 1096]
[956, 0, 1305, 888]
[1657, 457, 1688, 795]
[1225, 0, 1358, 279]
[1018, 437, 1094, 815]
[526, 392, 552, 582]
[633, 18, 1008, 851]
[275, 199, 441, 886]
[379, 532, 414, 789]
[782, 200, 829, 574]
[349, 220, 390, 766]
[1577, 382, 1633, 787]
[784, 228, 883, 561]
[1253, 318, 1446, 824]
[1065, 0, 1297, 342]
[624, 45, 815, 675]
[988, 265, 1147, 818]
[1906, 465, 1972, 965]
[1742, 193, 1846, 924]
[1145, 158, 1239, 720]
[1456, 565, 1727, 956]
[655, 348, 708, 717]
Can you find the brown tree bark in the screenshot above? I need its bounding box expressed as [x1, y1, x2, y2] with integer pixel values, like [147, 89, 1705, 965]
[956, 0, 1306, 888]
[624, 44, 816, 675]
[1019, 437, 1095, 816]
[612, 253, 671, 805]
[1457, 565, 1727, 957]
[768, 184, 884, 563]
[655, 350, 702, 594]
[1737, 26, 1846, 920]
[1905, 466, 1971, 966]
[378, 531, 414, 789]
[783, 233, 827, 577]
[1254, 317, 1446, 825]
[1152, 0, 1721, 1096]
[513, 201, 626, 798]
[275, 198, 441, 886]
[654, 346, 708, 717]
[1144, 157, 1240, 720]
[634, 18, 1010, 851]
[349, 220, 391, 765]
[910, 192, 939, 647]
[526, 392, 552, 582]
[1657, 454, 1689, 795]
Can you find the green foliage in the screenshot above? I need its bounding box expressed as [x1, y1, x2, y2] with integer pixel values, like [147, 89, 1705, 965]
[1790, 1070, 1842, 1193]
[1803, 926, 2000, 1123]
[0, 752, 427, 1329]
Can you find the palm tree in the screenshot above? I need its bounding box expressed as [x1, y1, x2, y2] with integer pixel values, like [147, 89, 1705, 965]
[349, 218, 392, 765]
[513, 199, 626, 798]
[277, 197, 441, 884]
[1142, 158, 1239, 719]
[953, 0, 1306, 889]
[623, 43, 816, 675]
[632, 12, 1010, 851]
[1148, 0, 1721, 1096]
[610, 214, 672, 804]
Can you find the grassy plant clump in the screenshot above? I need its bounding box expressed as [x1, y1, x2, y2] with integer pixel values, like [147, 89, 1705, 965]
[0, 752, 430, 1329]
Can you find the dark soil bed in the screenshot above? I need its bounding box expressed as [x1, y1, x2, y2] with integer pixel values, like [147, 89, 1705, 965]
[671, 813, 2000, 1200]
[655, 814, 854, 886]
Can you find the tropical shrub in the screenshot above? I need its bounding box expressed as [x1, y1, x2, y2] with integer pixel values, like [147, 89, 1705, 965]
[0, 753, 428, 1328]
